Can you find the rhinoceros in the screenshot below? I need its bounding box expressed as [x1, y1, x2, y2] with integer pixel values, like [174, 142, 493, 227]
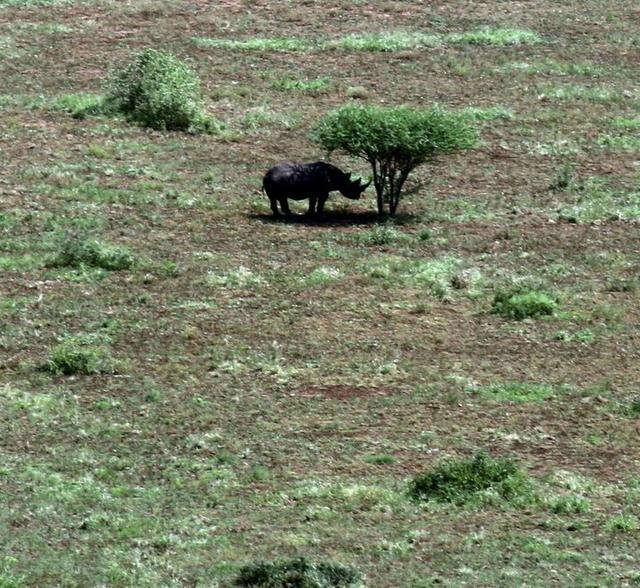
[262, 161, 371, 217]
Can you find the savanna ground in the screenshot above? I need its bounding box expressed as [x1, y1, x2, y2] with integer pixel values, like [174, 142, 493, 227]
[1, 0, 640, 585]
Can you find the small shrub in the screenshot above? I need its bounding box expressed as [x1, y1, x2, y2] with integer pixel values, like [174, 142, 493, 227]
[234, 557, 361, 587]
[47, 335, 115, 375]
[47, 237, 134, 271]
[548, 495, 590, 514]
[492, 283, 558, 320]
[105, 48, 220, 133]
[409, 452, 534, 506]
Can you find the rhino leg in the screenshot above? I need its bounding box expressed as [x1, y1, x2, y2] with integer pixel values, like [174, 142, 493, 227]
[307, 195, 317, 216]
[279, 197, 292, 216]
[269, 196, 280, 216]
[317, 193, 328, 214]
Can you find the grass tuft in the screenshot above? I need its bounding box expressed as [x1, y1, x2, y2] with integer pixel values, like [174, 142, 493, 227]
[409, 452, 535, 506]
[47, 334, 115, 375]
[234, 557, 361, 587]
[491, 283, 558, 320]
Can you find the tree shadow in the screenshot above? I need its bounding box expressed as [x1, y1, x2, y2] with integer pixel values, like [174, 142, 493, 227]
[249, 208, 419, 227]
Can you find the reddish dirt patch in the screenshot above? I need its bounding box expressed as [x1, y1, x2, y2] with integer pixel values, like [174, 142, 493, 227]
[298, 385, 393, 399]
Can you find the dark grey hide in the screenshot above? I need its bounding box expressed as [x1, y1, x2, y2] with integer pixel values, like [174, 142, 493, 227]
[262, 161, 370, 216]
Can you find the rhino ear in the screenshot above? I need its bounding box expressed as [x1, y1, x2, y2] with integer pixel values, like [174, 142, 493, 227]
[345, 172, 352, 180]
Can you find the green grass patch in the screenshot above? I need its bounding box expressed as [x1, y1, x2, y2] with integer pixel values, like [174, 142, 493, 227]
[537, 84, 624, 103]
[46, 237, 134, 271]
[193, 36, 310, 52]
[461, 106, 514, 121]
[605, 514, 639, 533]
[352, 224, 412, 246]
[409, 452, 536, 506]
[363, 454, 396, 465]
[238, 105, 299, 133]
[472, 382, 555, 403]
[497, 60, 609, 77]
[49, 93, 105, 119]
[330, 31, 440, 51]
[47, 334, 116, 375]
[235, 557, 361, 587]
[0, 0, 72, 6]
[611, 116, 640, 129]
[270, 75, 330, 95]
[491, 283, 558, 320]
[557, 178, 640, 222]
[547, 494, 590, 514]
[597, 134, 640, 152]
[447, 28, 542, 46]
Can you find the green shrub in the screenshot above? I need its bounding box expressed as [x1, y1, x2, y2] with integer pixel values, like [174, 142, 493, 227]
[47, 335, 115, 375]
[409, 452, 534, 505]
[312, 104, 478, 216]
[47, 237, 134, 271]
[491, 284, 558, 319]
[234, 557, 361, 587]
[105, 48, 219, 133]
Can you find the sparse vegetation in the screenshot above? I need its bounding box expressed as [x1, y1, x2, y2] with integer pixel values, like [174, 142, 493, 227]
[3, 0, 640, 585]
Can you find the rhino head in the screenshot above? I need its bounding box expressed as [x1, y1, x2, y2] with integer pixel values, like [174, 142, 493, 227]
[340, 173, 372, 200]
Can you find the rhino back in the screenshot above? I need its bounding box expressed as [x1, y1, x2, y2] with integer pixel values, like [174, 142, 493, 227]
[263, 161, 338, 197]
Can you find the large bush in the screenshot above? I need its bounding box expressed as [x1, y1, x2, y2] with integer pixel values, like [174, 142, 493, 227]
[105, 48, 218, 133]
[312, 104, 478, 216]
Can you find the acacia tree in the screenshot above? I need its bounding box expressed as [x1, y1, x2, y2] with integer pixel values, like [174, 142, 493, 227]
[312, 104, 479, 216]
